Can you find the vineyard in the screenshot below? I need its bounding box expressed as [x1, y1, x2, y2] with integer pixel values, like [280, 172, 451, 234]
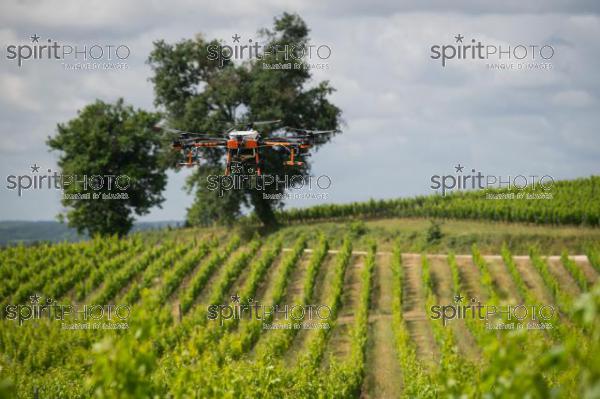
[0, 219, 599, 398]
[276, 176, 600, 226]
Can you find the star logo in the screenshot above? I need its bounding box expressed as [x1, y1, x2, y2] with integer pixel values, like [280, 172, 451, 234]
[30, 34, 40, 43]
[231, 294, 240, 303]
[455, 34, 464, 43]
[30, 293, 40, 304]
[31, 163, 40, 173]
[454, 293, 464, 303]
[454, 164, 464, 173]
[231, 162, 243, 174]
[232, 34, 241, 43]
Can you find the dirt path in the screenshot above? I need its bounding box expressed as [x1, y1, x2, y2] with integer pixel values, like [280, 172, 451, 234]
[455, 256, 486, 302]
[170, 246, 225, 310]
[401, 254, 438, 367]
[486, 257, 520, 302]
[324, 255, 364, 364]
[283, 252, 312, 303]
[361, 253, 403, 398]
[190, 246, 244, 308]
[285, 254, 335, 364]
[546, 258, 581, 297]
[282, 249, 590, 260]
[428, 256, 480, 361]
[575, 258, 599, 285]
[252, 252, 310, 354]
[514, 258, 553, 303]
[254, 253, 284, 301]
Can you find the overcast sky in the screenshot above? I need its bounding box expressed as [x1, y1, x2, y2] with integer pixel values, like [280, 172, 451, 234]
[0, 0, 598, 221]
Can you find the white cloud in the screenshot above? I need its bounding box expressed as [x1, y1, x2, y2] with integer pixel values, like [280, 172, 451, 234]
[551, 90, 595, 107]
[0, 2, 598, 220]
[0, 74, 42, 111]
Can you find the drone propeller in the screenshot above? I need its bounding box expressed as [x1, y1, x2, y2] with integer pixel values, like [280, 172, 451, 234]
[270, 127, 339, 143]
[225, 119, 282, 131]
[251, 120, 282, 126]
[156, 126, 211, 137]
[307, 129, 338, 135]
[155, 125, 230, 144]
[282, 127, 339, 135]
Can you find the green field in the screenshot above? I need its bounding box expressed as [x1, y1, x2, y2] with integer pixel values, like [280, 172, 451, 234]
[1, 213, 599, 398]
[278, 176, 600, 226]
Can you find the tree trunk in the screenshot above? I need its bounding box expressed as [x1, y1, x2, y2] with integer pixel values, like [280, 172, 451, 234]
[249, 190, 278, 227]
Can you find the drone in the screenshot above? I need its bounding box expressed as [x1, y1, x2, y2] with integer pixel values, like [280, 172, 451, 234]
[157, 120, 337, 176]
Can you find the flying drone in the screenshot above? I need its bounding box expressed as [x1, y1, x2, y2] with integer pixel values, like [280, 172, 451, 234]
[157, 120, 337, 176]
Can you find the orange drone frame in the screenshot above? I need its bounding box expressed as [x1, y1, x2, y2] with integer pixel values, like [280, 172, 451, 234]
[162, 122, 336, 176]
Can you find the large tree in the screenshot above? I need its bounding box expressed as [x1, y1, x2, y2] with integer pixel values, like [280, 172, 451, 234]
[148, 13, 341, 227]
[47, 99, 167, 236]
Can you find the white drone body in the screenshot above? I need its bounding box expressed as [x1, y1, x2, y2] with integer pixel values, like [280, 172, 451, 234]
[228, 130, 260, 140]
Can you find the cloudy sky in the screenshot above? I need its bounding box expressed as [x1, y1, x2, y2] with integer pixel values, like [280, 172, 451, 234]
[0, 0, 598, 221]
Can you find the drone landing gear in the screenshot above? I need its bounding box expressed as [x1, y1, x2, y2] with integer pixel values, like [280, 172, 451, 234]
[225, 149, 232, 176]
[284, 149, 304, 167]
[178, 150, 199, 167]
[254, 149, 262, 176]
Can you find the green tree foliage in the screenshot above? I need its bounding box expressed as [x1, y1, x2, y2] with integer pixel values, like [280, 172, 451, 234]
[47, 99, 167, 236]
[147, 13, 341, 227]
[184, 166, 244, 227]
